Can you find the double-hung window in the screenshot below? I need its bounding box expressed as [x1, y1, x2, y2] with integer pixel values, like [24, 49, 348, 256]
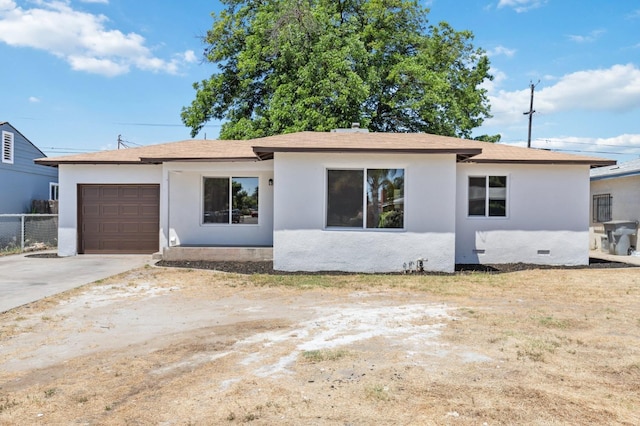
[468, 175, 507, 217]
[203, 177, 259, 224]
[2, 131, 14, 164]
[326, 168, 404, 229]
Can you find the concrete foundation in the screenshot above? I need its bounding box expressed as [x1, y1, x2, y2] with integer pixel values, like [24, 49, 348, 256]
[162, 246, 273, 262]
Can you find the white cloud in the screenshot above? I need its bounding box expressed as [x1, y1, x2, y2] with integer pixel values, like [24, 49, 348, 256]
[567, 29, 605, 43]
[68, 55, 129, 76]
[497, 0, 547, 13]
[481, 67, 507, 94]
[485, 64, 640, 127]
[487, 45, 516, 57]
[79, 0, 108, 3]
[626, 9, 640, 19]
[0, 0, 193, 77]
[183, 50, 197, 63]
[28, 96, 41, 103]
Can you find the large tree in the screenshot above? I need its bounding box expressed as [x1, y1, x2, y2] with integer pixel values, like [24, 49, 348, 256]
[182, 0, 494, 140]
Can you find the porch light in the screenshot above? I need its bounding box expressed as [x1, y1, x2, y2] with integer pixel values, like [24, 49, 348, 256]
[268, 178, 273, 186]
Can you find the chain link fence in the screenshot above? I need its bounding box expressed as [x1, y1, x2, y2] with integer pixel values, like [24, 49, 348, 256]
[0, 214, 58, 254]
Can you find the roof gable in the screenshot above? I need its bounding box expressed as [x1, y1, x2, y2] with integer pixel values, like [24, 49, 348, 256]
[0, 122, 47, 158]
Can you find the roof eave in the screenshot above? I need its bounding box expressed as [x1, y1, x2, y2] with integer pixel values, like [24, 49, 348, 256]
[252, 146, 483, 160]
[465, 159, 616, 167]
[591, 170, 640, 181]
[139, 156, 260, 163]
[34, 159, 146, 166]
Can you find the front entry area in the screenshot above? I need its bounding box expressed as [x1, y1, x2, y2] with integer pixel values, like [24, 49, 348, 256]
[78, 184, 160, 254]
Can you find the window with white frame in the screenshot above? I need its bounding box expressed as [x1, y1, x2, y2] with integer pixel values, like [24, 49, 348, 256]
[468, 175, 507, 217]
[203, 177, 259, 224]
[49, 183, 59, 201]
[326, 168, 404, 229]
[2, 131, 14, 164]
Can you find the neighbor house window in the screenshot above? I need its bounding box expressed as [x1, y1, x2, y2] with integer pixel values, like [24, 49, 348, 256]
[468, 175, 507, 217]
[327, 168, 404, 229]
[49, 183, 59, 201]
[203, 177, 259, 224]
[592, 193, 612, 223]
[2, 131, 14, 164]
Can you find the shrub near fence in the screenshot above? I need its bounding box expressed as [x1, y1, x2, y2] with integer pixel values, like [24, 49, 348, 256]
[0, 214, 58, 254]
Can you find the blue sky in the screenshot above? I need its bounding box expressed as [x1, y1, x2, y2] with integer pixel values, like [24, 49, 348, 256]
[1, 0, 639, 162]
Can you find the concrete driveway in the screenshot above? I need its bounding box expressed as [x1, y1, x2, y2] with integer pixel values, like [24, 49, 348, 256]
[0, 252, 152, 313]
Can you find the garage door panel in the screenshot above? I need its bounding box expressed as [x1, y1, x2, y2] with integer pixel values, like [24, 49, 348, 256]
[120, 222, 143, 233]
[83, 205, 100, 217]
[82, 222, 100, 233]
[100, 187, 120, 198]
[139, 222, 158, 233]
[79, 184, 159, 254]
[119, 205, 140, 215]
[141, 187, 158, 198]
[120, 187, 142, 198]
[83, 186, 100, 198]
[140, 205, 158, 216]
[101, 222, 120, 233]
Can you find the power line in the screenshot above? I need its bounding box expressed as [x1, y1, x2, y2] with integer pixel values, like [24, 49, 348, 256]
[114, 122, 222, 128]
[117, 134, 143, 149]
[538, 139, 640, 149]
[42, 147, 93, 152]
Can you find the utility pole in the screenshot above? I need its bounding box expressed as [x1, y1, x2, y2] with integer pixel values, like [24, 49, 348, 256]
[117, 134, 123, 149]
[523, 81, 539, 148]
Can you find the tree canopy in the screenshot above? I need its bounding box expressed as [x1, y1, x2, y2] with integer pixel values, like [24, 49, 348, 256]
[182, 0, 494, 140]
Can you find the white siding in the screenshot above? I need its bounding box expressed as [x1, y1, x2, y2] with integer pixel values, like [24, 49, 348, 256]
[57, 164, 162, 256]
[455, 164, 590, 265]
[273, 152, 457, 273]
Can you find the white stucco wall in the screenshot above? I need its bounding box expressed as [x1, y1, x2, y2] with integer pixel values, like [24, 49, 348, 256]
[57, 164, 162, 256]
[273, 152, 458, 273]
[164, 161, 274, 248]
[455, 164, 590, 265]
[589, 175, 640, 250]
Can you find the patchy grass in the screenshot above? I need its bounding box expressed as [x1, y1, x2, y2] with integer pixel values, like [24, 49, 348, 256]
[1, 266, 639, 425]
[301, 349, 350, 363]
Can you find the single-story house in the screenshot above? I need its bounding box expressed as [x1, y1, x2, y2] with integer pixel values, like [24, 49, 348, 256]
[589, 158, 640, 254]
[1, 122, 59, 213]
[36, 130, 614, 273]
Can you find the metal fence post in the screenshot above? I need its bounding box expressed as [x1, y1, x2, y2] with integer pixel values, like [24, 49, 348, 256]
[21, 214, 25, 252]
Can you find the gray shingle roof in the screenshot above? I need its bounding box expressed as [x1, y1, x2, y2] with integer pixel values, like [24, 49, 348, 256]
[590, 157, 640, 180]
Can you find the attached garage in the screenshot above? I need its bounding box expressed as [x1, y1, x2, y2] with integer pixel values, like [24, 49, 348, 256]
[78, 184, 159, 254]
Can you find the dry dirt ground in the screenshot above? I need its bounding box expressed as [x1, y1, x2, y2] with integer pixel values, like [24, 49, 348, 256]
[0, 264, 639, 425]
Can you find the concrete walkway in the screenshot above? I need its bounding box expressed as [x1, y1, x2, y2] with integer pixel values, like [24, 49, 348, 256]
[0, 252, 152, 313]
[590, 249, 640, 266]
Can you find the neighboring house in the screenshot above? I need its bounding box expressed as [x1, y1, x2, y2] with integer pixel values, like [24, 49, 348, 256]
[0, 122, 59, 214]
[36, 130, 613, 273]
[589, 158, 640, 253]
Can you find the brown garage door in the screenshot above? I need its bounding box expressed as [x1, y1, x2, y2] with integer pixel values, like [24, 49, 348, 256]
[78, 184, 159, 254]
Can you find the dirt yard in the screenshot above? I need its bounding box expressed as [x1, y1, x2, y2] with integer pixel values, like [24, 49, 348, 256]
[0, 264, 639, 425]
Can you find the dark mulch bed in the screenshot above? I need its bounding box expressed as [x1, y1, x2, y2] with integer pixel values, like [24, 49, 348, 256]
[155, 257, 636, 275]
